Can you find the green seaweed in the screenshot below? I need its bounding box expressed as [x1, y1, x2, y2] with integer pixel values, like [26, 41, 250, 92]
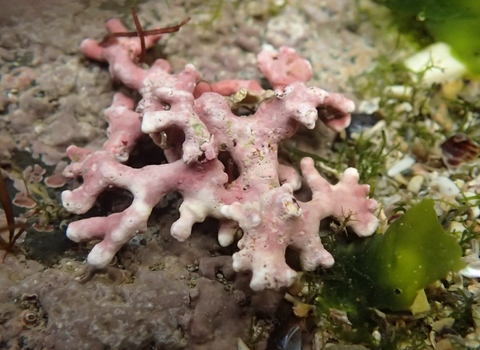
[317, 199, 464, 315]
[311, 199, 466, 347]
[282, 130, 394, 190]
[375, 0, 480, 75]
[335, 131, 395, 188]
[363, 198, 465, 310]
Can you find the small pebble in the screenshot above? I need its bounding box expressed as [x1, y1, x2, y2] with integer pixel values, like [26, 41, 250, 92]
[387, 156, 416, 177]
[358, 97, 380, 114]
[407, 175, 424, 194]
[430, 176, 460, 197]
[384, 85, 413, 99]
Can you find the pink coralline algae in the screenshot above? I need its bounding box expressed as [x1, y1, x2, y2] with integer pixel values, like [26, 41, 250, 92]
[61, 19, 379, 291]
